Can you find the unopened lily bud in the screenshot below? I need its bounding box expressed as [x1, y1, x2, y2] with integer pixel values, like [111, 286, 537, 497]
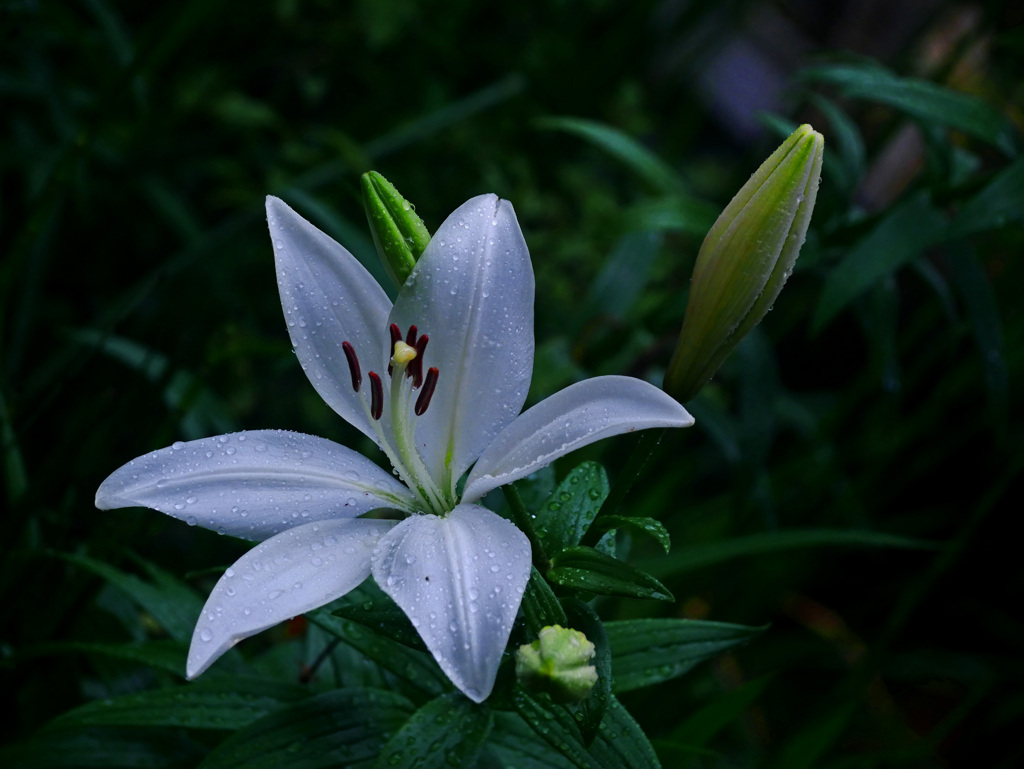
[665, 125, 824, 403]
[515, 625, 598, 703]
[361, 171, 432, 288]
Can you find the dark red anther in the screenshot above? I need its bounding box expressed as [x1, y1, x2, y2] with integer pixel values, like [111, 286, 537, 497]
[388, 324, 402, 376]
[409, 334, 429, 387]
[369, 372, 384, 420]
[414, 367, 439, 416]
[405, 324, 418, 346]
[342, 342, 361, 392]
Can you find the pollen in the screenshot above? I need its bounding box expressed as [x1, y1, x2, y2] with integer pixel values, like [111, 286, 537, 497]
[391, 340, 417, 366]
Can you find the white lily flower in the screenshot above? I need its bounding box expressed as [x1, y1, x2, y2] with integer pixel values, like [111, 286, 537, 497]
[96, 193, 694, 702]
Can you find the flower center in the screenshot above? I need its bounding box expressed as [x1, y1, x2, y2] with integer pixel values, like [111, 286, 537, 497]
[343, 324, 448, 514]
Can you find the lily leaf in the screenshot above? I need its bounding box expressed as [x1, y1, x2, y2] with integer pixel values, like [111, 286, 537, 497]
[547, 547, 674, 602]
[372, 692, 492, 769]
[606, 619, 765, 692]
[198, 687, 415, 769]
[535, 461, 609, 555]
[588, 516, 670, 553]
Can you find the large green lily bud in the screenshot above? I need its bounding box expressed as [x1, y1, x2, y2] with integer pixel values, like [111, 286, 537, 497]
[515, 625, 598, 703]
[665, 125, 824, 403]
[361, 171, 432, 288]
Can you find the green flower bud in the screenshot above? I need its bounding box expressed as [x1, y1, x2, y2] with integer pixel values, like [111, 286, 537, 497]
[515, 625, 598, 703]
[665, 124, 824, 403]
[361, 171, 432, 288]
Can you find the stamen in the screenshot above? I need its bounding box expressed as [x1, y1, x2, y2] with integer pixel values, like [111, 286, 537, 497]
[388, 325, 402, 376]
[415, 367, 439, 416]
[342, 342, 361, 392]
[409, 334, 429, 387]
[405, 324, 418, 346]
[369, 372, 383, 420]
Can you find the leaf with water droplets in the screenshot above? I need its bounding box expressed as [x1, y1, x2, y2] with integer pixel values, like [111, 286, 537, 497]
[561, 600, 610, 747]
[371, 692, 492, 769]
[331, 580, 427, 653]
[587, 516, 670, 554]
[520, 566, 568, 636]
[198, 687, 415, 769]
[533, 461, 608, 556]
[547, 548, 674, 603]
[48, 678, 309, 730]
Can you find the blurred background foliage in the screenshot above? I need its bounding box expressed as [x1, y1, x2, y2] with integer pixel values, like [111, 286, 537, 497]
[2, 0, 1023, 766]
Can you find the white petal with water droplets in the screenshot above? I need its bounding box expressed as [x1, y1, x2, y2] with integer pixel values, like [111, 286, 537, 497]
[371, 505, 530, 703]
[95, 430, 417, 541]
[267, 196, 393, 441]
[463, 376, 694, 502]
[389, 195, 534, 499]
[187, 517, 395, 678]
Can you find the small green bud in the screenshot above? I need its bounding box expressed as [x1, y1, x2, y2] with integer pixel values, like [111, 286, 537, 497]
[515, 625, 598, 703]
[665, 124, 824, 403]
[360, 171, 432, 288]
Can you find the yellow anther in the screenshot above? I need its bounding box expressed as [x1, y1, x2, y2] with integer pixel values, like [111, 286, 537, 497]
[391, 340, 417, 366]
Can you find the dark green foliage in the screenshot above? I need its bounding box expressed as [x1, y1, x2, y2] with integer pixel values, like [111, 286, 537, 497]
[3, 1, 1023, 767]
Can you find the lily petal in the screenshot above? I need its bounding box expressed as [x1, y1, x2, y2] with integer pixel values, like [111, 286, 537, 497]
[463, 376, 694, 502]
[371, 504, 530, 703]
[267, 196, 393, 441]
[187, 517, 395, 678]
[389, 195, 534, 498]
[96, 430, 417, 541]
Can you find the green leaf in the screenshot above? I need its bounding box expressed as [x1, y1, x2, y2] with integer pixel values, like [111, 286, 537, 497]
[332, 581, 426, 653]
[562, 600, 610, 746]
[802, 61, 1019, 156]
[0, 727, 206, 769]
[605, 619, 764, 692]
[48, 678, 308, 730]
[487, 711, 578, 769]
[513, 689, 661, 769]
[648, 528, 939, 576]
[537, 117, 687, 195]
[592, 696, 662, 769]
[584, 232, 662, 321]
[669, 675, 773, 748]
[372, 692, 492, 769]
[948, 155, 1024, 238]
[198, 688, 415, 769]
[520, 566, 569, 635]
[307, 609, 449, 697]
[20, 640, 186, 676]
[548, 547, 673, 602]
[588, 516, 670, 554]
[535, 462, 609, 556]
[812, 192, 946, 333]
[623, 196, 718, 237]
[513, 687, 599, 769]
[808, 94, 866, 191]
[947, 243, 1008, 422]
[57, 552, 203, 644]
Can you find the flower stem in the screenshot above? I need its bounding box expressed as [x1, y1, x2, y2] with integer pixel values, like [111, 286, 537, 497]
[503, 484, 551, 573]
